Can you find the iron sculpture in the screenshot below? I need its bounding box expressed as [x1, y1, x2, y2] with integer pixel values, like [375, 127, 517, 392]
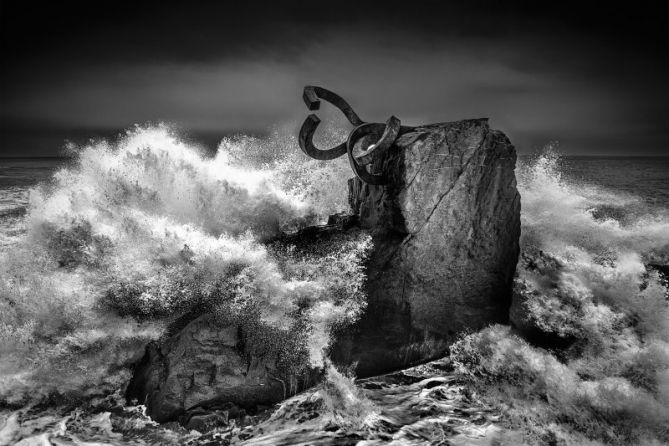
[298, 86, 413, 185]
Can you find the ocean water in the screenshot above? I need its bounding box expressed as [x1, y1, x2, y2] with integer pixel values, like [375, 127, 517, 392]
[0, 158, 69, 247]
[0, 128, 668, 445]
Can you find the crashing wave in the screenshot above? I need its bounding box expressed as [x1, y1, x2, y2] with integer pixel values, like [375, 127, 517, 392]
[0, 124, 366, 406]
[1, 131, 668, 445]
[451, 150, 669, 445]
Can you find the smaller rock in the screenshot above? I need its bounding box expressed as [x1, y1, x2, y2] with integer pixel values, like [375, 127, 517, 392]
[326, 212, 358, 228]
[183, 410, 229, 432]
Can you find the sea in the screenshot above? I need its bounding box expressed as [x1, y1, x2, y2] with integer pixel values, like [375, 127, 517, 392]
[2, 155, 667, 247]
[0, 127, 668, 446]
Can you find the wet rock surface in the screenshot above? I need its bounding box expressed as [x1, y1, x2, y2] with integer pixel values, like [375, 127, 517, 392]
[2, 356, 509, 445]
[333, 118, 521, 376]
[126, 314, 287, 423]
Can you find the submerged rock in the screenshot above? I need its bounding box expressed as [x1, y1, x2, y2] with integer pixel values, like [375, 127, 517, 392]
[128, 118, 521, 423]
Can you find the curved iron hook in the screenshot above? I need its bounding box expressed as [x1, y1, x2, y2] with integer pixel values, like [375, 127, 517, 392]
[347, 122, 391, 185]
[302, 86, 364, 126]
[298, 114, 348, 160]
[354, 116, 401, 166]
[298, 86, 415, 184]
[298, 86, 364, 160]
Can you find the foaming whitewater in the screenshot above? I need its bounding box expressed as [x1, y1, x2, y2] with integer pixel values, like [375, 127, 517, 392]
[450, 149, 669, 445]
[517, 149, 669, 262]
[0, 124, 369, 409]
[1, 139, 668, 445]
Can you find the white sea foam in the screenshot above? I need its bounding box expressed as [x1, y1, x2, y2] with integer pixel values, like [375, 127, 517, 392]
[1, 134, 668, 445]
[517, 148, 669, 262]
[451, 149, 669, 445]
[0, 124, 367, 404]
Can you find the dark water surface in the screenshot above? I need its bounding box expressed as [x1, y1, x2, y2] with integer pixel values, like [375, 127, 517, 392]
[0, 157, 70, 188]
[0, 158, 71, 242]
[520, 155, 669, 209]
[563, 156, 669, 208]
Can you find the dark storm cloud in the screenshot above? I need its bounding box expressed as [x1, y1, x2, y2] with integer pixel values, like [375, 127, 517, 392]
[1, 0, 667, 156]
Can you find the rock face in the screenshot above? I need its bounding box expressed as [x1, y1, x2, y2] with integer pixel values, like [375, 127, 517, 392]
[127, 118, 521, 423]
[127, 315, 286, 423]
[332, 118, 520, 375]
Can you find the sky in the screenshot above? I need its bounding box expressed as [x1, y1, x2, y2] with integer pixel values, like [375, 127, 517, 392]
[1, 0, 667, 157]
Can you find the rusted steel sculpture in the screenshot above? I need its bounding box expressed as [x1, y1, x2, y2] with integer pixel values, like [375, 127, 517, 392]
[298, 86, 414, 185]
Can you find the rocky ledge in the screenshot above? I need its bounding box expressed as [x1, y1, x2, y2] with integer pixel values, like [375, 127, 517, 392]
[127, 118, 521, 423]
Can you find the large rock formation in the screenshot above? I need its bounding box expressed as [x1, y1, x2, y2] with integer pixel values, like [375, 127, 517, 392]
[332, 118, 520, 375]
[127, 118, 521, 423]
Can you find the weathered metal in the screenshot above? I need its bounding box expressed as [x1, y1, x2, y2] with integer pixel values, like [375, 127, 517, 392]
[298, 86, 412, 184]
[353, 115, 402, 166]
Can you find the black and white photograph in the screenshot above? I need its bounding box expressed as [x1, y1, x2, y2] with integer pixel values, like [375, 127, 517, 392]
[1, 1, 668, 444]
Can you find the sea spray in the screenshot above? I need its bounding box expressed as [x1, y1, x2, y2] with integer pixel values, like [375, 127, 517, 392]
[3, 134, 668, 445]
[0, 123, 368, 408]
[220, 124, 353, 219]
[320, 360, 377, 428]
[451, 149, 669, 445]
[517, 147, 669, 262]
